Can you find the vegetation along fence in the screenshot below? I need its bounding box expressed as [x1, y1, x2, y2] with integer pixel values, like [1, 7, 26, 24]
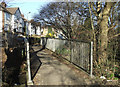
[38, 37, 93, 76]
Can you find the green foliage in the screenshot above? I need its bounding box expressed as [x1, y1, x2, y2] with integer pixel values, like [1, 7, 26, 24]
[48, 27, 52, 33]
[46, 27, 55, 38]
[46, 34, 51, 38]
[56, 48, 70, 56]
[110, 73, 114, 78]
[46, 32, 55, 38]
[114, 77, 118, 80]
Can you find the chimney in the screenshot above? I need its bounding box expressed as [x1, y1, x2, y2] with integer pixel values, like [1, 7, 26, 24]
[21, 14, 24, 17]
[1, 1, 7, 7]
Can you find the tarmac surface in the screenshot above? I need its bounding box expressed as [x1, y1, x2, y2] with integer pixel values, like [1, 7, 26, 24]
[31, 46, 97, 85]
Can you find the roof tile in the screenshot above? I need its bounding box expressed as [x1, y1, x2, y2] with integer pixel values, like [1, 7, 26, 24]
[7, 7, 18, 14]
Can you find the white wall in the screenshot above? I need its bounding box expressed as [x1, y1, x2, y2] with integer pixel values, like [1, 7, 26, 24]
[28, 22, 31, 36]
[36, 26, 41, 35]
[25, 22, 29, 35]
[13, 9, 23, 33]
[11, 15, 14, 32]
[0, 11, 2, 32]
[30, 25, 35, 35]
[40, 38, 66, 52]
[4, 12, 12, 31]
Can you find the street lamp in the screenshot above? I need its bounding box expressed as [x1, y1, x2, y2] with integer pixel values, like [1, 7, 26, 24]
[25, 11, 33, 85]
[27, 12, 31, 21]
[26, 12, 31, 37]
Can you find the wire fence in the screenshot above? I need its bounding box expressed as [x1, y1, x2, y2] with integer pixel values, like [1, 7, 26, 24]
[1, 32, 93, 86]
[30, 37, 93, 75]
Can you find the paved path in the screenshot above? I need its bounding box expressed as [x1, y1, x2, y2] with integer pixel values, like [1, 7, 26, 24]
[31, 46, 96, 85]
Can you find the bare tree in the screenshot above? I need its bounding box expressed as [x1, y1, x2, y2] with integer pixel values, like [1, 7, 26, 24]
[89, 1, 120, 77]
[34, 2, 90, 39]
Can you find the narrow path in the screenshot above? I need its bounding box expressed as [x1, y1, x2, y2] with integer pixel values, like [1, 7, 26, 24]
[31, 46, 96, 85]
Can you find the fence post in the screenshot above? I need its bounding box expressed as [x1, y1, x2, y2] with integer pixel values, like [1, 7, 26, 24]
[69, 41, 72, 63]
[90, 41, 93, 77]
[25, 38, 33, 85]
[71, 43, 73, 63]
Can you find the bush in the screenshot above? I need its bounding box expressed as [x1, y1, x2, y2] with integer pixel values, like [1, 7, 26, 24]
[46, 32, 55, 38]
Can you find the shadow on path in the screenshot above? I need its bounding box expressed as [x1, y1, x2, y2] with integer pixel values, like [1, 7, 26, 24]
[29, 46, 43, 80]
[32, 46, 95, 85]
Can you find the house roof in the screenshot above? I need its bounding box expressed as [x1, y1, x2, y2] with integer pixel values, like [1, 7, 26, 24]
[0, 4, 11, 14]
[21, 14, 27, 21]
[22, 17, 28, 22]
[0, 5, 3, 11]
[29, 19, 40, 26]
[7, 7, 19, 14]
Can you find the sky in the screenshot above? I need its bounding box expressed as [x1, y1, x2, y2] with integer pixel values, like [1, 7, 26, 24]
[0, 0, 50, 20]
[0, 0, 119, 20]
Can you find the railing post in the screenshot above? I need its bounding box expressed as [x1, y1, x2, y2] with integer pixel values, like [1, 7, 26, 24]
[71, 43, 73, 63]
[90, 41, 93, 77]
[25, 38, 33, 85]
[69, 41, 72, 63]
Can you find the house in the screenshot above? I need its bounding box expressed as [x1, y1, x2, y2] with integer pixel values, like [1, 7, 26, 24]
[7, 7, 24, 33]
[50, 28, 66, 39]
[0, 1, 25, 34]
[0, 2, 12, 33]
[40, 26, 49, 37]
[36, 25, 41, 35]
[35, 22, 41, 36]
[28, 19, 41, 36]
[54, 29, 66, 39]
[22, 15, 29, 35]
[39, 25, 66, 38]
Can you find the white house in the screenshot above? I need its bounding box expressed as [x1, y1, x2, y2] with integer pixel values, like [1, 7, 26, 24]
[0, 2, 12, 32]
[22, 16, 29, 35]
[1, 1, 41, 37]
[0, 1, 25, 34]
[7, 7, 24, 33]
[4, 10, 12, 31]
[28, 22, 32, 35]
[36, 26, 41, 35]
[28, 20, 41, 36]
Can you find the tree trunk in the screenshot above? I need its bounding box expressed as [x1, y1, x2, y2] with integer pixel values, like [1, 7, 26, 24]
[98, 2, 115, 64]
[88, 3, 97, 61]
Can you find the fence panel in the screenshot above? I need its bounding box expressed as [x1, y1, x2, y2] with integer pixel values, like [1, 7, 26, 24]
[71, 41, 90, 73]
[39, 37, 92, 74]
[55, 40, 70, 61]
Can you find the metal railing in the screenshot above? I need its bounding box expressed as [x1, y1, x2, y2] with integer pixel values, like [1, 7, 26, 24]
[38, 37, 93, 76]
